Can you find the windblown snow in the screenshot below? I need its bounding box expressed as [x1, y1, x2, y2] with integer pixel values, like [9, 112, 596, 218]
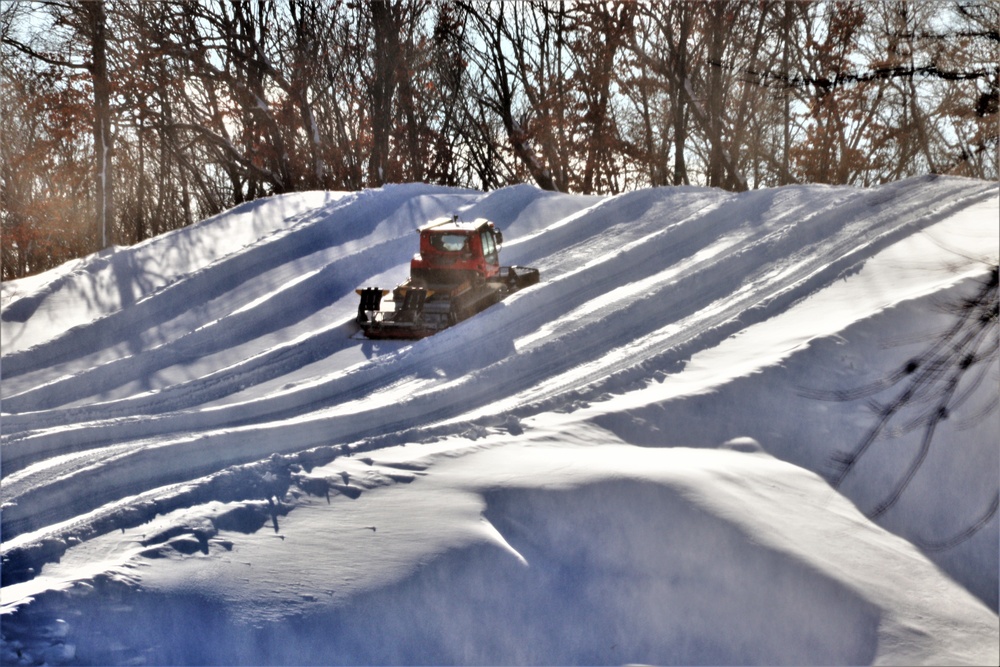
[1, 177, 998, 665]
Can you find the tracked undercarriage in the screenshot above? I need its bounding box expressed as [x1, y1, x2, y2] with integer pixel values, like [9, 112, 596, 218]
[357, 217, 539, 339]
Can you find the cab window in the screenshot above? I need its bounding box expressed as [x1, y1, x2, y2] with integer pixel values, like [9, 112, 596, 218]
[430, 233, 469, 253]
[481, 230, 498, 264]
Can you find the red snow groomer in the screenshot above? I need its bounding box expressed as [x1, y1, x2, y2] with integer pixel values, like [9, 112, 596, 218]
[356, 216, 539, 339]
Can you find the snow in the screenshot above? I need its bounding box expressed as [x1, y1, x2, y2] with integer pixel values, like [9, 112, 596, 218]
[1, 176, 997, 665]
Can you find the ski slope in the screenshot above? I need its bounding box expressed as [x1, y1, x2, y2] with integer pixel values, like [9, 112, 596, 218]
[2, 176, 998, 665]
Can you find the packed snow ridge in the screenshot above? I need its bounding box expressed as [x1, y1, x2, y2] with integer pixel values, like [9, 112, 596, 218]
[1, 176, 998, 665]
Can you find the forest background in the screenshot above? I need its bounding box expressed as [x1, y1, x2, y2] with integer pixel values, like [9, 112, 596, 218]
[1, 0, 997, 280]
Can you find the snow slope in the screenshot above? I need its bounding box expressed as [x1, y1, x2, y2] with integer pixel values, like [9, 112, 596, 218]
[1, 176, 997, 665]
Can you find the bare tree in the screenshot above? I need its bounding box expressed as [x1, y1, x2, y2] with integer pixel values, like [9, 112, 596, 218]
[3, 0, 116, 250]
[461, 1, 560, 191]
[366, 0, 403, 185]
[566, 1, 635, 194]
[629, 0, 749, 190]
[3, 0, 997, 278]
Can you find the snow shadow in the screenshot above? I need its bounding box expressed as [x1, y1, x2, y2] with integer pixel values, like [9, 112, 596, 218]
[589, 276, 999, 612]
[479, 480, 881, 665]
[311, 481, 879, 666]
[15, 480, 876, 665]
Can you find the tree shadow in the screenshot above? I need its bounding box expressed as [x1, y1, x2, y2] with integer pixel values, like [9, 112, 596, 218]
[823, 265, 998, 544]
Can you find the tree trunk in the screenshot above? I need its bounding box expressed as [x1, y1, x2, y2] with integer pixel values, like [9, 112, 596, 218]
[705, 2, 728, 188]
[368, 0, 402, 186]
[85, 0, 114, 249]
[671, 4, 691, 186]
[781, 0, 792, 184]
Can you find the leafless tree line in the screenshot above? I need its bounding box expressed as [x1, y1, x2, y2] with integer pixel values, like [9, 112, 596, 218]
[2, 0, 997, 278]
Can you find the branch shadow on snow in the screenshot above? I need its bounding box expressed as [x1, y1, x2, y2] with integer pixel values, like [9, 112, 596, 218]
[590, 272, 999, 612]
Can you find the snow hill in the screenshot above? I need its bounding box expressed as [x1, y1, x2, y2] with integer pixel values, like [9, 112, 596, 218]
[1, 176, 998, 665]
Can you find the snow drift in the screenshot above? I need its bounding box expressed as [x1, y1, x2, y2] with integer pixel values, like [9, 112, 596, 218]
[1, 176, 997, 665]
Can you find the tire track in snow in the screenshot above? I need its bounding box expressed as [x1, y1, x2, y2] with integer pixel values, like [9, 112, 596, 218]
[1, 234, 404, 417]
[489, 179, 999, 416]
[409, 179, 994, 425]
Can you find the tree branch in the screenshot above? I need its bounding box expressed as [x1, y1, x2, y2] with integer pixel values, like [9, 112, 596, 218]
[2, 35, 87, 70]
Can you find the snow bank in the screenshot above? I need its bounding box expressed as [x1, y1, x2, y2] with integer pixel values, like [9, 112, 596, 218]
[2, 177, 997, 665]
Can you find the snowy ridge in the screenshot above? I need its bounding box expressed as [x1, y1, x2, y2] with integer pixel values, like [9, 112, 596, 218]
[2, 176, 998, 665]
